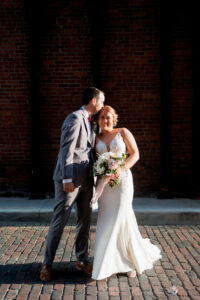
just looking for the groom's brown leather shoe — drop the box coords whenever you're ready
[40,264,52,281]
[76,261,92,276]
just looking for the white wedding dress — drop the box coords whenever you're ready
[92,131,162,280]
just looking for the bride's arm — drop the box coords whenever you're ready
[121,127,139,170]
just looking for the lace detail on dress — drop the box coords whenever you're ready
[95,131,126,155]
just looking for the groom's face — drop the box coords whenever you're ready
[94,92,105,113]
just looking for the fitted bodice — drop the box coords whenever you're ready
[95,131,126,155]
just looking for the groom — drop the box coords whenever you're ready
[40,87,105,281]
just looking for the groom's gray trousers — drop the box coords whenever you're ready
[43,181,93,266]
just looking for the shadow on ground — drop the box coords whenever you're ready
[0,261,95,284]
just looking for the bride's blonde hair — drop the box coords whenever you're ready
[99,105,118,127]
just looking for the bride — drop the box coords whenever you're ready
[92,105,162,280]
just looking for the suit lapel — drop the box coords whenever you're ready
[81,110,92,146]
[91,126,96,147]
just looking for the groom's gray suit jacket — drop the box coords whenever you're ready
[53,108,95,187]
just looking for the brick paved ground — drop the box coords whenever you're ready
[0,224,200,300]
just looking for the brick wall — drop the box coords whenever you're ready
[0,0,32,194]
[170,7,192,195]
[100,0,161,196]
[39,1,94,192]
[0,0,193,197]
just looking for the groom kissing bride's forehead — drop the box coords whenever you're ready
[40,86,161,283]
[40,87,105,282]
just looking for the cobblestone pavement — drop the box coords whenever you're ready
[0,224,200,300]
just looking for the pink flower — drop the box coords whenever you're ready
[108,159,119,170]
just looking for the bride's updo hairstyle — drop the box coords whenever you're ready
[99,105,118,127]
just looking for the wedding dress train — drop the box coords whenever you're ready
[92,131,162,280]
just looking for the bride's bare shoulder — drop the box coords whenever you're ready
[120,128,133,137]
[119,127,128,134]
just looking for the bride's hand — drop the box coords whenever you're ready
[105,173,115,185]
[114,167,122,179]
[107,168,121,185]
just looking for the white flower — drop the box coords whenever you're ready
[110,152,123,158]
[99,152,110,161]
[93,151,126,184]
[109,152,117,158]
[96,166,105,175]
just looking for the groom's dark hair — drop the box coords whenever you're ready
[82,87,104,105]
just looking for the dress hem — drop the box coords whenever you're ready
[92,253,162,280]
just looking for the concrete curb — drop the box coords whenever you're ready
[0,197,200,225]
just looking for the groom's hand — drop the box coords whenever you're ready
[63,182,75,193]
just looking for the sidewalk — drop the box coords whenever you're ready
[0,224,200,299]
[0,197,200,224]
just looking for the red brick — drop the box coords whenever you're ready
[177,286,188,296]
[39,295,51,300]
[131,287,143,297]
[108,286,119,296]
[0,0,193,196]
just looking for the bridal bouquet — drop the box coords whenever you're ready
[90,152,126,208]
